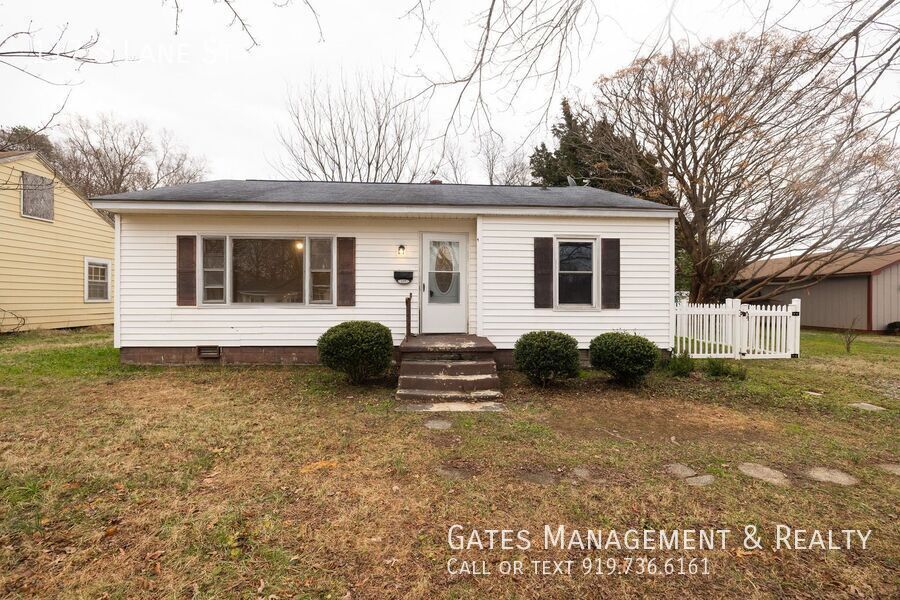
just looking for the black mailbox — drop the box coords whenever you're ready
[393,271,413,284]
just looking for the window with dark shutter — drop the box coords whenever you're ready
[557,240,594,305]
[601,238,620,309]
[336,237,356,306]
[176,236,197,306]
[534,237,553,308]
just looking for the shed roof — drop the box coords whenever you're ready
[740,243,900,279]
[92,179,673,211]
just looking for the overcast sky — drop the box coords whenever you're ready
[3,1,829,183]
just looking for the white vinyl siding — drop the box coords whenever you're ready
[479,215,674,349]
[117,214,476,347]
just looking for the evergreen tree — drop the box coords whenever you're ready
[530,99,668,201]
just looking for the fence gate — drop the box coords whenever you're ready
[673,298,801,359]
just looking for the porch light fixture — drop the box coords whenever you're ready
[397,244,406,257]
[295,240,304,251]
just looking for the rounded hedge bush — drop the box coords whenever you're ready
[317,321,393,384]
[513,331,580,386]
[589,332,659,385]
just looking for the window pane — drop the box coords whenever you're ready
[203,239,225,269]
[88,282,108,300]
[430,241,459,272]
[558,242,593,272]
[428,272,460,303]
[21,172,54,220]
[88,265,107,282]
[232,239,305,303]
[204,270,224,286]
[204,287,225,302]
[309,238,332,270]
[558,273,592,304]
[311,271,332,303]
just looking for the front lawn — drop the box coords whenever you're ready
[1,328,897,597]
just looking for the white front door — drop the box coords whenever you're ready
[421,233,467,333]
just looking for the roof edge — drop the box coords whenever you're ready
[90,199,679,218]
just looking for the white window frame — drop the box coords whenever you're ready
[553,236,598,310]
[307,236,336,305]
[200,236,227,304]
[84,257,111,303]
[197,234,336,307]
[20,171,55,223]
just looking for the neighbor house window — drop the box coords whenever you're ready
[21,172,54,221]
[84,257,110,302]
[556,239,594,306]
[202,237,226,303]
[231,238,306,303]
[308,237,333,303]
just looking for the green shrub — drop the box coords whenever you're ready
[589,332,659,385]
[317,321,393,384]
[703,358,747,380]
[886,321,900,335]
[666,350,694,377]
[513,331,580,386]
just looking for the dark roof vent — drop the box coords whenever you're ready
[429,179,442,184]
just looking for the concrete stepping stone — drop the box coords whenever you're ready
[684,474,715,487]
[876,463,900,476]
[571,467,593,480]
[848,402,886,412]
[397,401,504,413]
[424,418,452,430]
[520,471,557,485]
[804,467,858,486]
[663,463,697,479]
[738,462,791,487]
[436,465,474,480]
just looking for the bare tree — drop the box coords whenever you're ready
[478,133,532,185]
[842,317,862,353]
[436,138,469,184]
[498,149,531,185]
[478,133,504,185]
[0,22,118,85]
[56,115,206,198]
[589,31,900,302]
[405,0,601,135]
[163,0,324,48]
[276,75,437,182]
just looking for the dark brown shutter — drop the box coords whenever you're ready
[534,237,553,308]
[601,238,620,309]
[176,235,197,306]
[336,237,356,306]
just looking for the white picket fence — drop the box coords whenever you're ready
[674,298,801,359]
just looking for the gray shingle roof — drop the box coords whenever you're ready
[92,179,672,211]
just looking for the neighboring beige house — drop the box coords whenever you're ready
[0,151,114,332]
[741,244,900,332]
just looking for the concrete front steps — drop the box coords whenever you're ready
[396,335,502,402]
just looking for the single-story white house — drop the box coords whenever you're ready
[91,180,677,386]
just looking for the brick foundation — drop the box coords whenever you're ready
[493,348,591,369]
[120,346,320,365]
[119,346,404,365]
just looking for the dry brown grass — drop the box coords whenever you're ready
[1,328,898,598]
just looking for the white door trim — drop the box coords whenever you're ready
[420,232,468,334]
